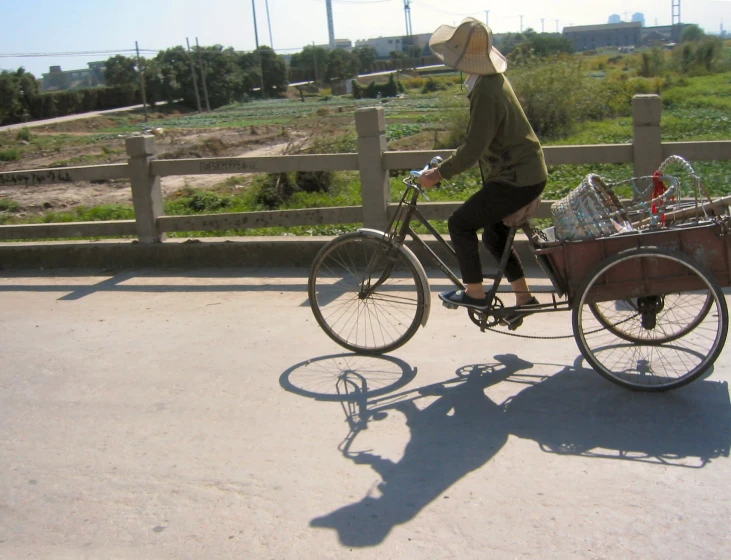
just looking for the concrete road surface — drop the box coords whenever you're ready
[1,268,729,559]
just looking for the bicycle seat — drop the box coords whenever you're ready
[503,196,541,227]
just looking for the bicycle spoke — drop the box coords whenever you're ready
[309,233,426,353]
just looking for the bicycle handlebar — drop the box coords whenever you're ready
[405,156,444,200]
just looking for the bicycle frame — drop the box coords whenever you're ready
[360,176,524,316]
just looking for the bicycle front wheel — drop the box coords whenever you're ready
[308,232,428,354]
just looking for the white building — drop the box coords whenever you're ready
[354,33,431,58]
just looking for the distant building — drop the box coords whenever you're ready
[608,14,621,24]
[315,39,353,51]
[355,36,403,57]
[564,21,691,51]
[42,62,105,92]
[563,22,642,50]
[632,13,646,26]
[354,32,431,58]
[640,24,689,45]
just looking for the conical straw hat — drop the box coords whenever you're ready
[429,17,507,75]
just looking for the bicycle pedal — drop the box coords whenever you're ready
[505,317,524,331]
[442,301,459,310]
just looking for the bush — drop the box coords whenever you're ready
[421,77,446,94]
[0,199,20,212]
[254,173,297,209]
[15,127,31,142]
[509,55,641,138]
[27,85,142,120]
[669,38,727,75]
[509,55,589,137]
[352,73,403,99]
[0,148,20,161]
[402,76,425,89]
[295,171,332,193]
[435,103,470,149]
[186,191,232,213]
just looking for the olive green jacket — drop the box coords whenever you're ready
[438,74,547,187]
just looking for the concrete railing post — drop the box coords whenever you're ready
[632,94,662,179]
[355,107,389,230]
[126,135,165,243]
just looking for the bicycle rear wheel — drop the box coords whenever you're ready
[588,290,713,344]
[573,247,728,391]
[308,232,427,354]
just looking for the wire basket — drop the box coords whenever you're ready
[549,156,710,241]
[551,174,634,241]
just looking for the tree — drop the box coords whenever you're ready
[523,34,574,57]
[0,68,40,124]
[197,45,248,107]
[256,46,288,95]
[290,45,330,83]
[140,58,163,106]
[152,46,192,105]
[494,32,528,55]
[104,55,138,88]
[694,38,722,72]
[326,49,358,82]
[389,50,408,71]
[352,46,377,74]
[670,36,723,74]
[0,71,21,124]
[681,24,706,43]
[16,68,39,114]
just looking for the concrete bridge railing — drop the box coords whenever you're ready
[0,94,729,244]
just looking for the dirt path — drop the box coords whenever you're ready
[0,119,303,214]
[158,139,296,195]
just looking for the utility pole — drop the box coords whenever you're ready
[252,0,266,97]
[265,0,274,49]
[325,0,335,50]
[519,15,524,33]
[555,20,559,33]
[540,18,545,33]
[186,37,202,113]
[195,37,211,112]
[135,41,149,122]
[404,0,412,36]
[484,10,489,27]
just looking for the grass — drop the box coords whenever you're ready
[0,148,20,161]
[661,73,731,112]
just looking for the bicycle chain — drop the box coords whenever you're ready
[475,312,640,340]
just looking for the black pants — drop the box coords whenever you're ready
[448,180,546,284]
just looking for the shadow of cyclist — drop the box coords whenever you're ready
[310,353,531,547]
[309,355,731,547]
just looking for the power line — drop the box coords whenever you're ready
[416,0,476,18]
[311,0,393,4]
[0,49,158,58]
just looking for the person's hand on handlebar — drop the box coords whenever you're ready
[419,168,442,190]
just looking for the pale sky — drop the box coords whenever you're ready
[1,0,729,77]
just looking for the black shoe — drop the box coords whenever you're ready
[439,289,488,311]
[501,296,540,330]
